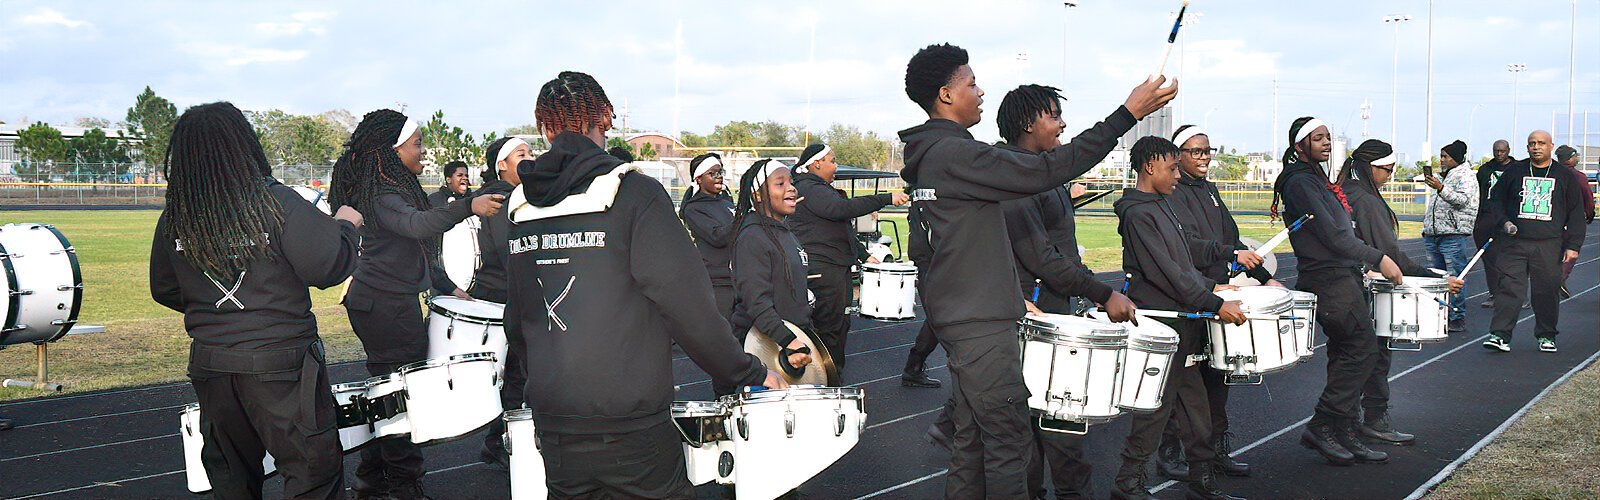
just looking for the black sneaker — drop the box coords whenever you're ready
[1482,335,1511,352]
[1539,338,1557,353]
[1480,297,1495,308]
[1447,318,1466,333]
[900,369,942,388]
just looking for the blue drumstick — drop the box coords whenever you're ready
[1230,214,1312,274]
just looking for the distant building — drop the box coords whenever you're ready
[0,123,143,176]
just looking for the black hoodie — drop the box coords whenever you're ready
[1273,161,1386,275]
[505,132,766,435]
[996,143,1114,310]
[151,181,360,352]
[789,172,892,268]
[729,214,810,348]
[1486,160,1587,251]
[680,190,738,285]
[1473,158,1517,246]
[353,187,475,294]
[898,107,1135,340]
[1114,188,1225,313]
[1341,178,1431,277]
[1171,173,1274,285]
[469,180,516,303]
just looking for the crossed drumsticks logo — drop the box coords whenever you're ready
[203,270,247,310]
[539,276,576,332]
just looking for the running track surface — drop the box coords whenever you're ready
[2,224,1596,500]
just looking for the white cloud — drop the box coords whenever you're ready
[256,11,335,36]
[19,7,90,29]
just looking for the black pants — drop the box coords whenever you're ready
[1483,241,1505,298]
[1361,335,1394,415]
[941,326,1034,499]
[537,421,694,499]
[1491,237,1564,339]
[905,322,940,372]
[190,349,344,500]
[1302,269,1378,425]
[711,283,736,323]
[1161,364,1231,453]
[807,262,853,370]
[484,322,528,454]
[1121,319,1216,466]
[344,285,429,491]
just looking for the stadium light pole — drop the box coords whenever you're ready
[1384,14,1412,142]
[1508,63,1527,138]
[1062,2,1076,87]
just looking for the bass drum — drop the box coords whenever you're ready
[0,223,83,346]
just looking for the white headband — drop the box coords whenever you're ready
[1172,127,1207,149]
[1294,118,1328,144]
[1370,152,1398,167]
[393,117,420,148]
[495,137,529,165]
[794,145,831,174]
[691,156,723,180]
[752,161,785,190]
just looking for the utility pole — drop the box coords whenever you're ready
[1508,64,1527,138]
[1424,0,1434,169]
[1468,103,1483,150]
[1569,0,1577,145]
[1062,2,1076,86]
[1384,14,1412,142]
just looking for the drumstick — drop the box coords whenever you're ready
[1458,239,1492,278]
[1230,214,1313,276]
[1153,0,1189,78]
[1136,309,1299,322]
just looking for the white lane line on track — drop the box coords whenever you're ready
[854,469,950,500]
[866,407,945,431]
[13,405,184,430]
[4,470,185,500]
[0,433,177,463]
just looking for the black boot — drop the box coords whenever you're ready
[1156,437,1190,480]
[901,363,942,388]
[926,422,951,450]
[1360,409,1416,446]
[1336,422,1390,463]
[1185,461,1245,500]
[1299,421,1355,466]
[1211,432,1251,476]
[1110,461,1156,500]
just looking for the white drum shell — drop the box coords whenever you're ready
[400,353,503,444]
[1370,278,1449,344]
[1208,288,1299,376]
[1114,318,1179,413]
[504,409,548,500]
[859,263,917,321]
[179,403,276,494]
[426,297,508,373]
[290,185,331,215]
[1289,291,1318,359]
[673,402,735,486]
[723,387,865,500]
[440,217,482,291]
[1020,314,1127,423]
[363,374,411,439]
[0,223,82,345]
[331,382,374,452]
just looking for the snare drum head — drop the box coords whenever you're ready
[430,296,505,320]
[1288,290,1317,302]
[1216,286,1294,314]
[1400,276,1451,292]
[862,262,916,273]
[1019,313,1127,344]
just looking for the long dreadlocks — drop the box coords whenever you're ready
[997,84,1064,144]
[328,109,429,229]
[163,102,283,279]
[535,71,613,136]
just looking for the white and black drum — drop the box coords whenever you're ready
[1208,287,1299,384]
[397,352,502,444]
[1288,290,1319,359]
[672,400,735,486]
[1019,314,1128,426]
[290,185,331,215]
[503,408,548,500]
[361,373,411,440]
[425,297,507,372]
[331,381,375,452]
[179,403,276,494]
[1114,316,1179,413]
[440,216,481,292]
[0,223,83,346]
[1368,276,1450,350]
[720,386,865,500]
[858,262,917,321]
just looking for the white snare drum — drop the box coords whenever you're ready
[440,216,481,291]
[1209,287,1299,383]
[332,381,375,452]
[859,262,917,321]
[290,185,331,215]
[398,352,503,444]
[672,400,735,486]
[1019,314,1127,424]
[1288,290,1319,359]
[503,409,548,500]
[362,373,411,440]
[1115,316,1179,413]
[0,223,83,346]
[426,297,507,372]
[179,403,276,494]
[1368,277,1450,350]
[720,386,865,500]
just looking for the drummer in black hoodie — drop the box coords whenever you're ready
[1270,117,1404,467]
[427,160,474,299]
[730,158,818,375]
[897,42,1175,499]
[150,102,362,500]
[328,109,504,500]
[789,143,910,370]
[505,71,782,499]
[473,136,531,468]
[1113,136,1247,500]
[1338,139,1464,448]
[680,152,739,320]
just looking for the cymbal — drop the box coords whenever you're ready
[744,321,841,386]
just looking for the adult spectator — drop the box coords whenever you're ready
[1422,140,1478,332]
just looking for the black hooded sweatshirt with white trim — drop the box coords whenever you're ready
[151,180,360,352]
[505,132,766,435]
[469,180,516,303]
[1273,161,1386,275]
[789,172,892,268]
[898,107,1135,340]
[729,214,810,348]
[995,143,1114,309]
[1171,173,1274,285]
[1114,188,1225,313]
[680,190,738,285]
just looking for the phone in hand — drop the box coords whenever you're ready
[1423,164,1434,179]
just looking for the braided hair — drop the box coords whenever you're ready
[535,71,614,136]
[1270,116,1349,219]
[997,84,1064,144]
[905,43,969,112]
[329,109,429,229]
[162,101,283,278]
[680,152,723,216]
[1281,116,1316,167]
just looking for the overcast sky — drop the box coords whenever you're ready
[2,1,1596,160]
